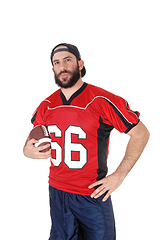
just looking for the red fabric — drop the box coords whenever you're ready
[32,83,140,195]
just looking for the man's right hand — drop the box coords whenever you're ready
[23,138,51,159]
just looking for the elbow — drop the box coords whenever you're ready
[143,128,150,144]
[128,121,150,144]
[136,124,150,146]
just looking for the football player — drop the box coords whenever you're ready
[23,43,150,240]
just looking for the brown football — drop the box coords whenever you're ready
[29,125,51,152]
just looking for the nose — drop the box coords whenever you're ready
[59,65,66,72]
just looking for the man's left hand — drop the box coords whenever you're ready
[88,172,124,202]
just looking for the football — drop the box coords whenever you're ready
[29,125,51,152]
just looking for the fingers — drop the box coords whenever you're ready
[35,148,51,159]
[88,175,118,202]
[90,185,111,202]
[88,173,123,202]
[102,192,111,202]
[38,143,51,152]
[27,138,38,145]
[88,180,103,189]
[24,138,51,159]
[88,179,109,202]
[34,144,51,159]
[90,184,108,199]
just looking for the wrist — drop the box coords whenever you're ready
[114,168,127,182]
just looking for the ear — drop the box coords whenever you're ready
[52,67,54,72]
[78,60,84,71]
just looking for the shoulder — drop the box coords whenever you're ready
[38,89,61,109]
[31,89,61,124]
[86,83,125,105]
[43,89,61,104]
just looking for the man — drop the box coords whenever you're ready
[23,43,150,240]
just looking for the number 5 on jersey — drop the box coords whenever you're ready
[48,125,87,169]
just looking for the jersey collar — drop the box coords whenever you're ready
[60,82,88,105]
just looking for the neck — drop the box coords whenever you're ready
[61,79,84,101]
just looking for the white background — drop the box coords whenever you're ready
[0,0,165,239]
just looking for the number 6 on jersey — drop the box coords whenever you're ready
[48,125,87,169]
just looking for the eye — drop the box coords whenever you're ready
[65,58,71,62]
[54,61,59,66]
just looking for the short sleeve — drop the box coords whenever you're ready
[100,95,140,133]
[31,101,48,126]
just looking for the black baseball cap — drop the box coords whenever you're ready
[50,43,86,78]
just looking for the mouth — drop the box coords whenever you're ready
[60,72,69,78]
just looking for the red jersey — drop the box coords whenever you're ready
[31,83,140,195]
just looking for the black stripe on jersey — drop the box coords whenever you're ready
[102,97,139,131]
[60,82,88,105]
[125,119,140,134]
[31,107,38,124]
[97,117,114,181]
[126,101,140,119]
[103,98,131,129]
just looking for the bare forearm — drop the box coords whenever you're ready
[116,122,150,180]
[89,121,150,201]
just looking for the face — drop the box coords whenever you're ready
[52,47,82,88]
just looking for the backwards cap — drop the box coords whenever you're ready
[50,43,86,78]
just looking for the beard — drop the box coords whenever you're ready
[54,63,81,89]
